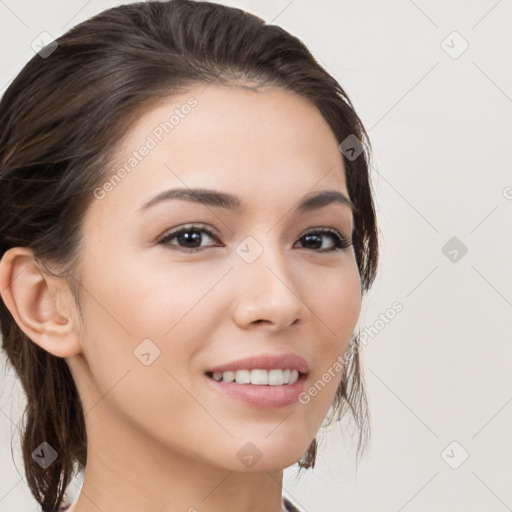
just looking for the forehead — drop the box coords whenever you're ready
[90,83,348,220]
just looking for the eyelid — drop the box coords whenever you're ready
[156,224,350,242]
[300,225,351,240]
[157,223,352,253]
[157,222,221,243]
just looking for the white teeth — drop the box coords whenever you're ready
[288,369,299,385]
[234,369,251,383]
[268,369,284,385]
[222,370,235,383]
[251,369,268,385]
[210,368,301,385]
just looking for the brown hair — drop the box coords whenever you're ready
[0,1,379,510]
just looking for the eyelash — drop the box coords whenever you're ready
[157,223,352,253]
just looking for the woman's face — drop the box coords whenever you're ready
[67,83,362,472]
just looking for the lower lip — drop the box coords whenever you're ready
[204,373,308,409]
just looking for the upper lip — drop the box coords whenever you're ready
[206,353,309,374]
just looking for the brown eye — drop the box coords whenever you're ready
[158,224,221,252]
[295,228,352,252]
[157,224,351,253]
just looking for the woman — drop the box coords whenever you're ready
[0,1,379,511]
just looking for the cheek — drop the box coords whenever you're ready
[301,261,361,397]
[82,248,225,339]
[73,258,216,444]
[306,259,362,340]
[322,276,361,333]
[75,256,230,404]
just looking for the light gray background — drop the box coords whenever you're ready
[1,1,511,511]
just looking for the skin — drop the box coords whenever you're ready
[0,83,362,512]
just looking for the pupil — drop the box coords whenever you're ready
[304,234,321,249]
[180,230,201,247]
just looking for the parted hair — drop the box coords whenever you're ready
[0,1,379,510]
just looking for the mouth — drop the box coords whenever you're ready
[204,369,309,409]
[203,352,310,408]
[205,368,307,386]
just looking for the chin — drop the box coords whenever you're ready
[224,438,312,473]
[225,455,303,473]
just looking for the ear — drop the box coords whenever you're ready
[0,247,81,358]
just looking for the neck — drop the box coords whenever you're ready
[69,411,285,512]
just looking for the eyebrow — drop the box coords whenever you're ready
[138,187,357,214]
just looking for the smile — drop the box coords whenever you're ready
[206,368,300,385]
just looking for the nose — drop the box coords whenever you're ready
[230,239,306,330]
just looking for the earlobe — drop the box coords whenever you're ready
[0,247,80,358]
